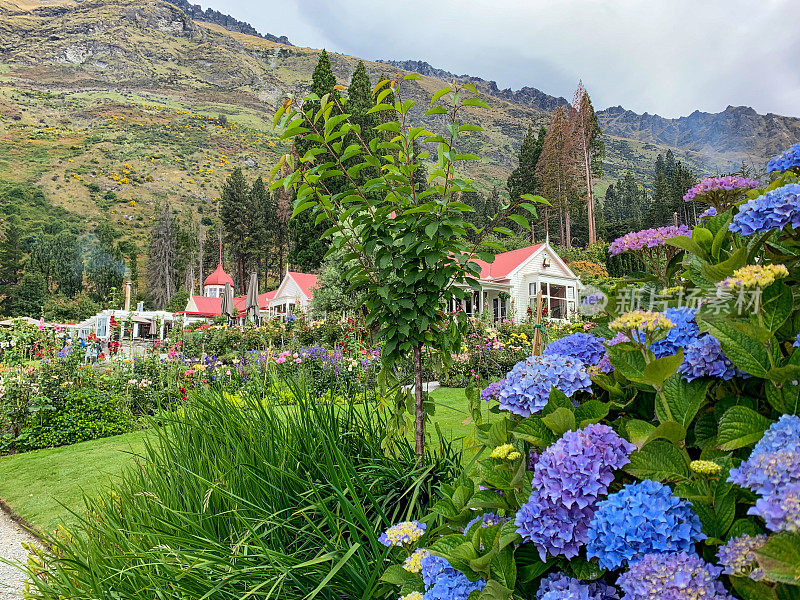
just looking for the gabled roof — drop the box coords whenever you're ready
[203,263,233,287]
[471,244,544,280]
[288,272,318,299]
[190,296,222,315]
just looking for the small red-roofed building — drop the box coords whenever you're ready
[269,271,318,320]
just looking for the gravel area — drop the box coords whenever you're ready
[0,508,38,600]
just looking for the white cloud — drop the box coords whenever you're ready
[207,0,800,118]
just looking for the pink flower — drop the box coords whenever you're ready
[294,358,302,364]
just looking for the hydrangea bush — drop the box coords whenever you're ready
[380,143,800,600]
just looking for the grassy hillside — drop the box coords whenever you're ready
[0,0,795,251]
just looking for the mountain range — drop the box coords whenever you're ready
[1,0,798,246]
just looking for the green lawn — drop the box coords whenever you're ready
[0,388,479,534]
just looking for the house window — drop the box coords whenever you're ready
[96,316,108,338]
[532,282,572,320]
[492,297,507,320]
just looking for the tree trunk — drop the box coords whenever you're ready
[565,209,572,249]
[583,138,596,245]
[413,344,424,461]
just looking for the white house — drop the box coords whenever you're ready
[456,241,581,321]
[269,271,318,319]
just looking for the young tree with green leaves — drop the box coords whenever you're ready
[272,76,543,458]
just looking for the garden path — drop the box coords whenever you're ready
[0,507,37,599]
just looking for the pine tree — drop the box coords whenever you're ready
[86,222,125,305]
[507,124,546,241]
[148,204,178,309]
[249,175,274,285]
[289,50,341,271]
[0,216,25,315]
[220,167,252,291]
[347,61,378,144]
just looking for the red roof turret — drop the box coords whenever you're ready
[203,263,233,288]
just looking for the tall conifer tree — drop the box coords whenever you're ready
[508,124,546,240]
[220,167,251,290]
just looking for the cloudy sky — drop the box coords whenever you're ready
[207,0,800,119]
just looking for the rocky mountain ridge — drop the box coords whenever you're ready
[165,0,290,45]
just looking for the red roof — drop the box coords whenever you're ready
[470,244,544,280]
[191,296,222,315]
[288,272,318,299]
[203,263,233,288]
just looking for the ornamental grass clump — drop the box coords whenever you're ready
[683,176,760,210]
[586,479,705,570]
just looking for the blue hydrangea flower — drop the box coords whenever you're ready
[418,554,486,600]
[651,307,699,358]
[515,488,596,560]
[536,572,619,600]
[794,332,800,348]
[617,553,733,600]
[698,206,717,221]
[586,480,706,570]
[594,352,614,374]
[717,534,768,581]
[497,355,592,417]
[378,520,426,547]
[729,415,800,497]
[678,334,742,381]
[729,183,800,236]
[543,333,607,367]
[531,424,635,509]
[767,143,800,173]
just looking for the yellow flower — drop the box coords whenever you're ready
[690,460,722,476]
[490,443,514,459]
[402,548,429,573]
[720,264,789,289]
[400,593,424,600]
[507,451,522,461]
[610,310,674,333]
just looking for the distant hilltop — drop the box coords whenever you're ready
[165,0,291,45]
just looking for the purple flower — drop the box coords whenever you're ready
[683,176,759,203]
[767,142,800,173]
[543,333,606,367]
[618,553,733,600]
[609,225,691,256]
[515,487,596,560]
[586,480,705,570]
[536,572,619,600]
[750,482,800,532]
[717,534,768,580]
[606,332,630,347]
[531,424,635,510]
[497,355,592,417]
[698,206,717,221]
[729,415,800,497]
[480,378,506,402]
[378,520,426,547]
[678,333,742,381]
[464,512,510,533]
[594,352,614,374]
[794,332,800,348]
[729,183,800,236]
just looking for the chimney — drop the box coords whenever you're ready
[124,280,132,310]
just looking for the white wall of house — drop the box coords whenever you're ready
[270,275,310,316]
[506,244,579,321]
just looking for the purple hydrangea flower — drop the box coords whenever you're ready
[683,176,759,203]
[531,424,635,509]
[480,379,506,402]
[717,534,768,580]
[586,480,706,570]
[729,183,800,236]
[419,553,486,600]
[528,449,540,471]
[678,333,742,381]
[497,355,592,418]
[515,488,596,560]
[608,225,691,256]
[751,482,800,532]
[543,333,607,367]
[618,553,733,600]
[767,143,800,173]
[536,572,620,600]
[698,206,718,222]
[794,332,800,348]
[729,415,800,497]
[594,352,614,374]
[606,332,630,347]
[651,307,699,358]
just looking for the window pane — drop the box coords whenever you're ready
[551,297,567,319]
[529,282,536,295]
[550,284,566,299]
[567,287,575,299]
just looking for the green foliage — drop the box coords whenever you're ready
[42,293,101,323]
[165,289,190,312]
[24,388,460,600]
